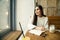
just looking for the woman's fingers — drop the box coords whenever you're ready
[35,27,45,31]
[40,27,45,31]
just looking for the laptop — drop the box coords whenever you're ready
[19,22,25,38]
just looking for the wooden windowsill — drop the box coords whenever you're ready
[2,31,22,40]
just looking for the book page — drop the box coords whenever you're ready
[29,29,45,36]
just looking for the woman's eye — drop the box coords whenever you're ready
[37,9,39,10]
[35,9,39,11]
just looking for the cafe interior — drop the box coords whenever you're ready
[0,0,60,40]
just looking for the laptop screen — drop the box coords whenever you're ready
[19,22,25,38]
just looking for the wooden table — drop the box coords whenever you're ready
[25,31,60,40]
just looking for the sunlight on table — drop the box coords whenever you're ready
[22,36,30,40]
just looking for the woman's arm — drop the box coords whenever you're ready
[27,16,37,30]
[44,17,48,30]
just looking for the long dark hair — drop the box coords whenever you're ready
[33,5,46,25]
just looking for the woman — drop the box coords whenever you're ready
[28,5,48,31]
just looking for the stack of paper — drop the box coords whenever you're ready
[29,29,45,36]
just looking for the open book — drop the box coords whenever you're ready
[29,29,45,36]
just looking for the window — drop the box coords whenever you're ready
[0,0,16,39]
[0,0,10,36]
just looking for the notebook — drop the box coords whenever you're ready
[29,29,45,36]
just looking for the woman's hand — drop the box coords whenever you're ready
[35,26,45,31]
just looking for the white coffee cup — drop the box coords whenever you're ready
[49,25,55,33]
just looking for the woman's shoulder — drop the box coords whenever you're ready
[43,16,48,20]
[45,16,48,19]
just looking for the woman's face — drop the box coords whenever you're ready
[35,7,41,16]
